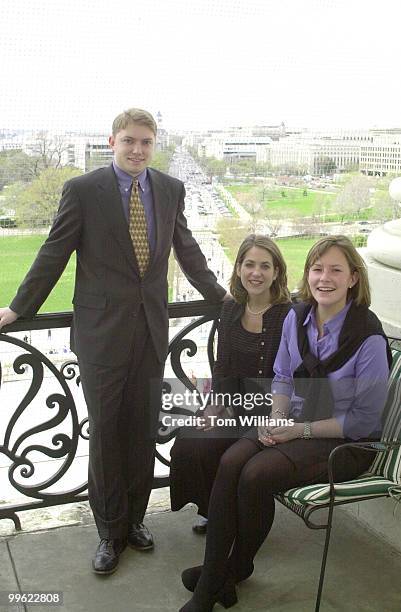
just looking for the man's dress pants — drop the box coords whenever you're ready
[79,306,164,539]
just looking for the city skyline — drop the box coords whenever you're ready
[1,0,400,133]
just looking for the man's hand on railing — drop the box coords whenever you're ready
[0,307,19,330]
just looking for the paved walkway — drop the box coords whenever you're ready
[1,496,401,612]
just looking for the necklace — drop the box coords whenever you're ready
[246,302,272,316]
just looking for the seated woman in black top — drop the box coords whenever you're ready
[169,234,291,531]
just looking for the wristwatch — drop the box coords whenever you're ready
[302,421,312,439]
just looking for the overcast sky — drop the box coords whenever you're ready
[1,0,400,133]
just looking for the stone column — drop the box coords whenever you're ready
[361,177,401,339]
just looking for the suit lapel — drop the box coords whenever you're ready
[96,165,139,274]
[148,168,170,264]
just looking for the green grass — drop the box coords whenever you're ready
[0,235,75,312]
[226,184,335,217]
[276,236,318,291]
[224,235,367,293]
[0,233,367,312]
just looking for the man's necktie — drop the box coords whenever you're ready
[129,180,150,276]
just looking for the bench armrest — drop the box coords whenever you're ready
[326,440,401,495]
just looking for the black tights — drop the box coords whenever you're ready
[199,437,373,589]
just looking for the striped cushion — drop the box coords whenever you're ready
[282,349,401,508]
[370,349,401,482]
[283,476,401,507]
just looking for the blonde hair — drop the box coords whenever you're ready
[230,234,290,305]
[297,235,371,306]
[112,108,157,136]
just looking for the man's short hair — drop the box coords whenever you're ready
[112,108,157,137]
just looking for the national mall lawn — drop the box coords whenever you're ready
[0,234,75,312]
[0,233,315,310]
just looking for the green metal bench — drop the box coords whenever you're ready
[274,347,401,612]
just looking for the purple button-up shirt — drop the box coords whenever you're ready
[271,302,390,439]
[112,162,156,253]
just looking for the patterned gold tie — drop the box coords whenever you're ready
[129,180,150,276]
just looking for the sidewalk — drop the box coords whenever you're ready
[1,492,401,612]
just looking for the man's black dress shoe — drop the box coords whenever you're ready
[92,538,126,575]
[127,522,154,550]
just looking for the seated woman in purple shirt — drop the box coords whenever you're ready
[179,235,392,612]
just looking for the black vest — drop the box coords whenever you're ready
[293,301,392,422]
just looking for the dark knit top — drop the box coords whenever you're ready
[212,299,292,396]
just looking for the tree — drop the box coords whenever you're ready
[5,166,82,228]
[152,145,176,173]
[314,156,336,176]
[27,131,72,176]
[229,159,256,177]
[0,150,34,190]
[0,181,26,219]
[255,183,270,207]
[334,187,354,223]
[373,188,399,222]
[313,193,333,224]
[216,217,248,261]
[335,175,371,220]
[206,158,227,179]
[273,162,308,176]
[255,162,272,177]
[246,201,264,234]
[261,208,286,237]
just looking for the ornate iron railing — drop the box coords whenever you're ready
[0,301,221,530]
[1,305,399,531]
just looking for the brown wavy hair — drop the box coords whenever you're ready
[297,235,371,306]
[230,234,290,305]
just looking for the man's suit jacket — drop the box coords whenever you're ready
[10,165,225,366]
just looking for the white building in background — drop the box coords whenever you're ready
[0,136,23,151]
[3,125,401,177]
[266,137,313,170]
[194,126,380,172]
[360,133,401,175]
[198,134,273,161]
[267,129,372,173]
[266,128,401,176]
[71,136,112,172]
[181,132,208,148]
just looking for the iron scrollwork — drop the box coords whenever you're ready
[0,335,88,528]
[156,314,218,449]
[0,303,222,528]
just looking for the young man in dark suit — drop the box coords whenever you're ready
[0,108,226,574]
